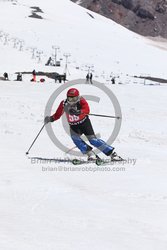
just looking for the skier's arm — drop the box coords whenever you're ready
[80,98,90,115]
[51,101,64,121]
[44,101,64,124]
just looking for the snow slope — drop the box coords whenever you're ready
[0,0,167,249]
[1,80,167,250]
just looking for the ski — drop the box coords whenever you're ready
[71,156,124,165]
[72,158,97,165]
[95,156,125,166]
[28,156,73,163]
[28,155,124,166]
[28,156,101,165]
[28,156,98,164]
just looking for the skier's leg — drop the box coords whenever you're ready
[81,117,115,156]
[88,137,114,156]
[71,134,92,154]
[70,126,92,154]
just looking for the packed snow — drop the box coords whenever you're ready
[0,0,167,249]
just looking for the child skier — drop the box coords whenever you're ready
[44,88,119,161]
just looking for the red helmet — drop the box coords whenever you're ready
[67,88,79,97]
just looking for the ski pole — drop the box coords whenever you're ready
[26,124,45,155]
[88,113,121,119]
[65,145,77,154]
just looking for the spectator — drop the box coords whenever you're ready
[89,73,93,84]
[32,69,36,82]
[111,77,115,84]
[86,73,93,84]
[16,73,22,81]
[55,73,59,83]
[58,75,62,83]
[63,73,66,83]
[3,72,9,80]
[86,73,89,83]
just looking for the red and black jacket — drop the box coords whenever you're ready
[51,97,90,125]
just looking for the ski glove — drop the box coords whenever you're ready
[44,116,54,124]
[69,108,81,116]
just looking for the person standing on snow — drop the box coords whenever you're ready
[44,88,119,161]
[86,73,93,84]
[89,73,93,84]
[32,69,36,82]
[3,72,9,80]
[86,73,89,83]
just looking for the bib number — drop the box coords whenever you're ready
[69,115,79,122]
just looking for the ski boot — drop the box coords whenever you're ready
[87,150,97,162]
[110,151,123,161]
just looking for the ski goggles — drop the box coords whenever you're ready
[67,96,79,103]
